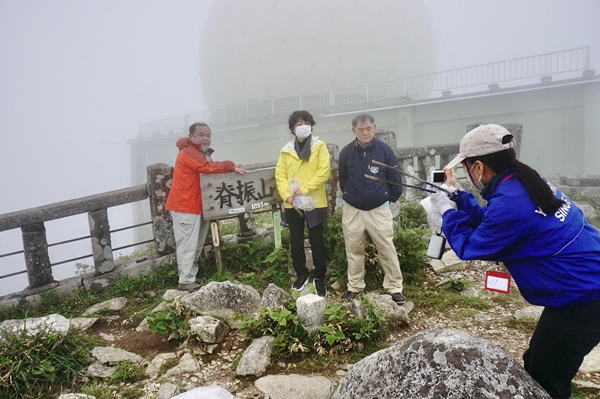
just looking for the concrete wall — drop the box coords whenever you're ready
[130,80,600,186]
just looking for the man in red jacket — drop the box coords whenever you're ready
[165,123,246,292]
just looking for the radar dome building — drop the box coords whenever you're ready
[199,0,437,109]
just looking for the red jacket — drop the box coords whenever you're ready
[165,138,235,214]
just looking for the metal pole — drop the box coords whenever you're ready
[585,46,591,70]
[211,222,222,271]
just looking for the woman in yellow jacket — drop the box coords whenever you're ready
[275,110,331,297]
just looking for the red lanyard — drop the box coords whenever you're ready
[500,172,515,185]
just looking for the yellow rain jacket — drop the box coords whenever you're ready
[275,136,331,209]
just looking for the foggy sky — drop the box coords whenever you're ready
[1,0,599,213]
[0,0,599,294]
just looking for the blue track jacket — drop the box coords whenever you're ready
[442,170,600,307]
[339,137,403,211]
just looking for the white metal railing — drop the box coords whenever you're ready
[139,47,592,136]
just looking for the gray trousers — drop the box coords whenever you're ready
[170,211,209,284]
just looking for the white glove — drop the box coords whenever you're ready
[420,196,443,227]
[429,190,457,215]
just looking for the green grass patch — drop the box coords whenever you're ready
[404,283,491,313]
[110,361,146,384]
[0,328,96,399]
[503,317,538,334]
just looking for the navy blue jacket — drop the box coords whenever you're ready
[339,137,403,211]
[442,170,600,307]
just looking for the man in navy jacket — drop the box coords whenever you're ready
[339,114,405,304]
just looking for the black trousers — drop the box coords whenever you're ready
[284,208,327,280]
[523,297,600,399]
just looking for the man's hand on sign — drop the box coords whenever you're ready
[234,166,247,175]
[286,196,294,204]
[292,187,302,197]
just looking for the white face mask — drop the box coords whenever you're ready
[469,163,485,191]
[294,124,312,140]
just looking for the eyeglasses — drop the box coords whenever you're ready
[356,126,374,134]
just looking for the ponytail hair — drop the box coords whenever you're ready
[466,147,564,215]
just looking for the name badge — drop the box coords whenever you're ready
[484,270,511,294]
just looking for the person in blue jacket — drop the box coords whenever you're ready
[430,123,600,399]
[339,114,405,305]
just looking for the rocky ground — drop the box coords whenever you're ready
[74,259,600,398]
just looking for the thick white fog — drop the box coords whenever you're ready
[1,0,599,296]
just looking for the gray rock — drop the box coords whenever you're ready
[441,250,464,269]
[171,385,233,398]
[189,316,230,343]
[0,313,70,339]
[236,336,275,376]
[429,250,467,274]
[145,352,178,377]
[99,333,115,341]
[0,298,19,311]
[181,281,261,328]
[332,329,550,399]
[164,353,199,377]
[156,382,181,399]
[428,258,446,275]
[365,293,411,326]
[261,283,293,308]
[514,305,544,320]
[150,301,170,313]
[82,297,127,316]
[342,299,368,319]
[580,345,600,374]
[87,361,115,379]
[69,317,98,332]
[136,317,150,332]
[56,394,97,399]
[573,379,600,390]
[460,287,479,298]
[90,346,145,365]
[296,294,325,331]
[163,289,185,301]
[255,374,334,399]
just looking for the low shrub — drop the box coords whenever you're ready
[239,296,387,358]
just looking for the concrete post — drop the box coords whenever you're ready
[418,155,436,181]
[583,83,600,174]
[21,222,53,288]
[325,143,340,215]
[147,163,176,255]
[375,129,397,149]
[88,208,114,274]
[237,212,256,239]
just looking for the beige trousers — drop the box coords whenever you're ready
[170,211,209,284]
[342,202,403,294]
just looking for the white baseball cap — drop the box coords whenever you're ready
[446,124,515,169]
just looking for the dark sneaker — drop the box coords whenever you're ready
[178,282,201,292]
[341,291,359,301]
[391,292,406,305]
[292,275,308,291]
[314,278,327,297]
